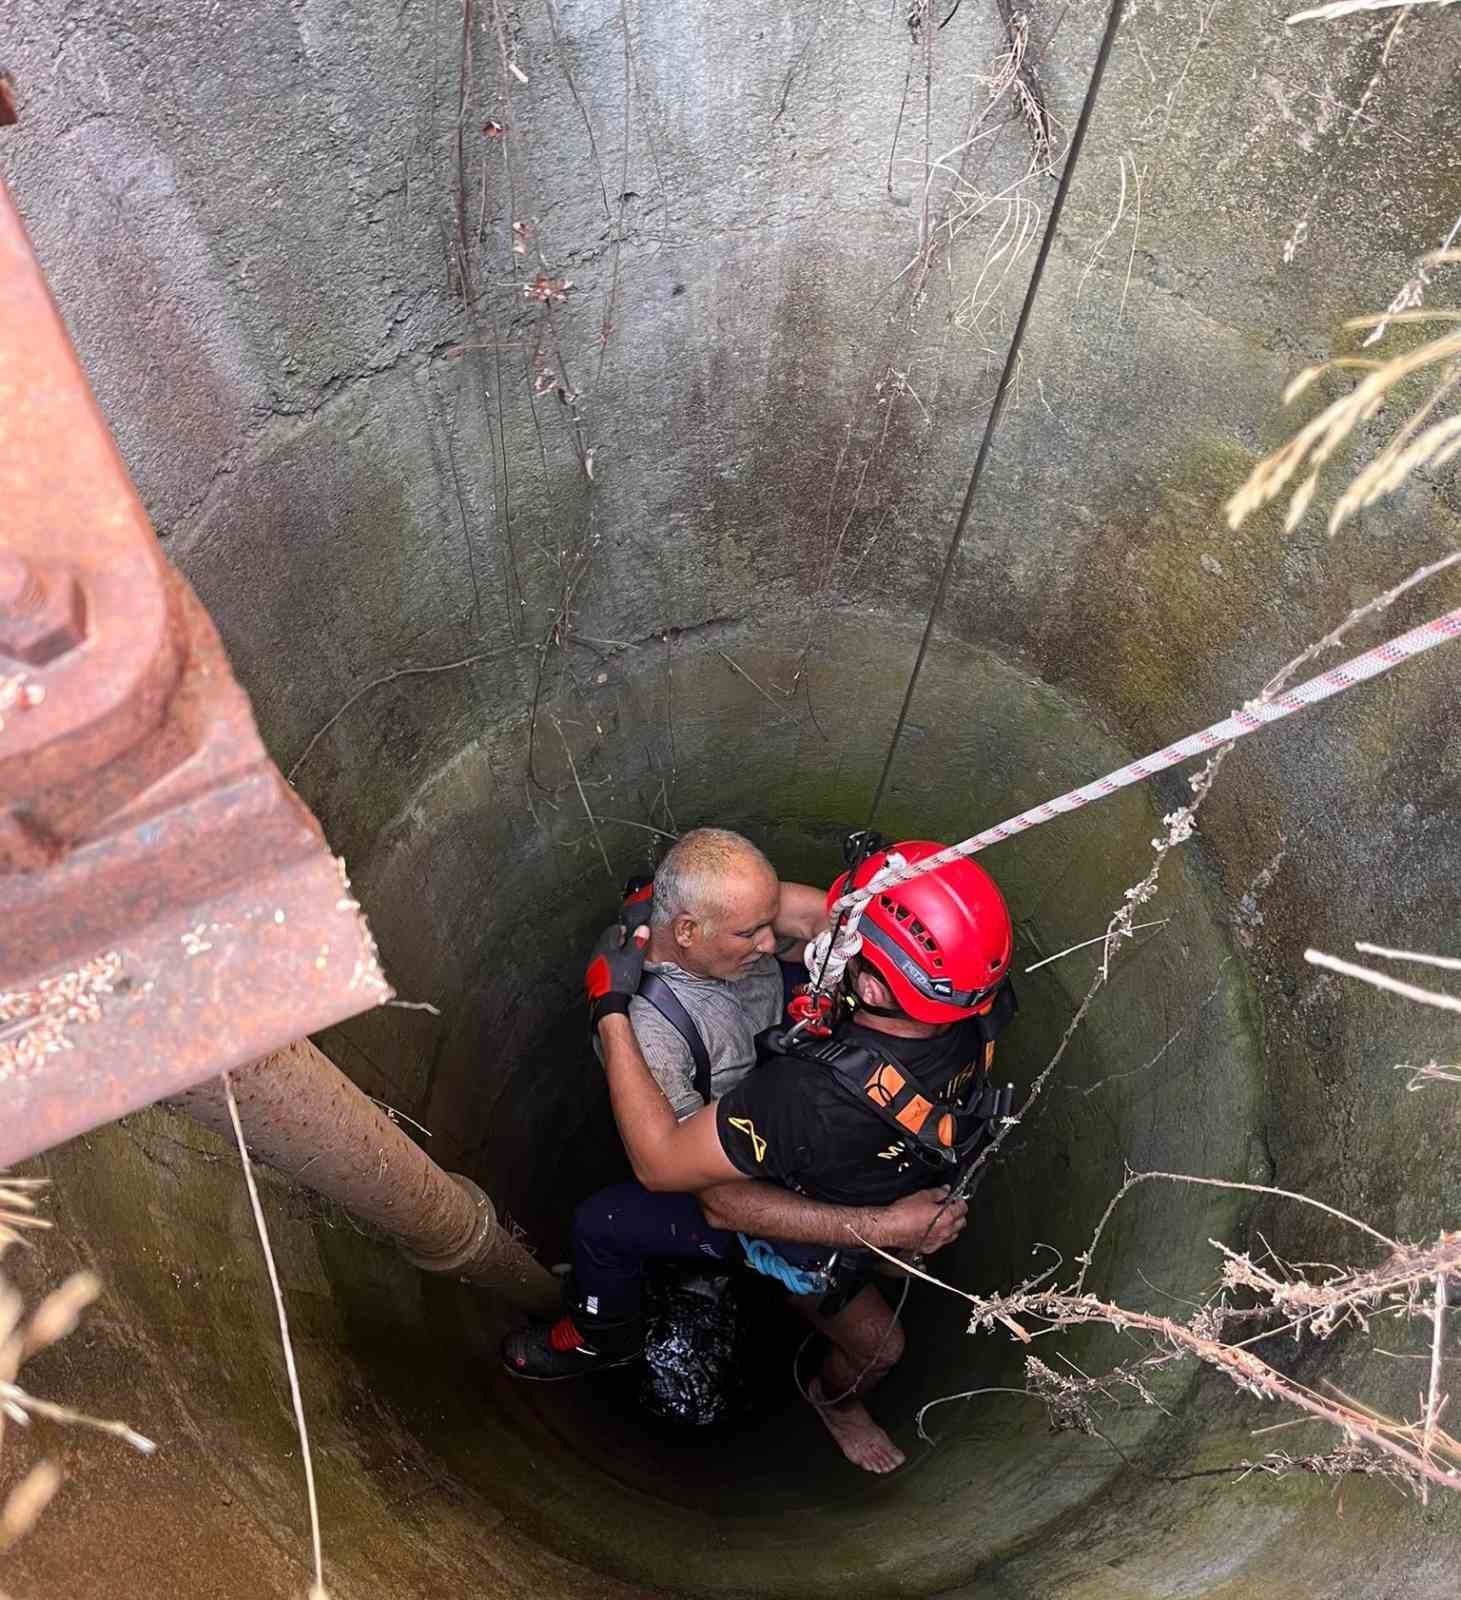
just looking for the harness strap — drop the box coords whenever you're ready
[765,1028,1001,1168]
[637,971,714,1106]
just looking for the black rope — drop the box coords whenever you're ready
[864,0,1130,830]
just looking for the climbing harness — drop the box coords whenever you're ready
[760,1020,1012,1171]
[801,600,1461,1014]
[636,969,714,1106]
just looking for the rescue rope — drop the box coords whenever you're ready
[737,1235,833,1296]
[805,602,1461,997]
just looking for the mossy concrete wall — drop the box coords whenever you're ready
[4,0,1461,1595]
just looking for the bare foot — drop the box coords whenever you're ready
[806,1376,906,1474]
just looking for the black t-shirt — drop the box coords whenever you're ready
[715,981,1018,1208]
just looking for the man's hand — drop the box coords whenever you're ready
[621,873,655,937]
[586,921,651,1031]
[871,1187,967,1255]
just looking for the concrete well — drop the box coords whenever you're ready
[4,0,1460,1595]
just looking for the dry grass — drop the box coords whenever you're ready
[0,1177,154,1585]
[950,192,1042,349]
[1305,946,1461,1015]
[0,1182,48,1256]
[1288,0,1456,21]
[1226,254,1461,536]
[1396,1061,1461,1089]
[907,883,1461,1494]
[889,6,1059,320]
[918,916,1461,1497]
[1235,1441,1418,1490]
[1309,943,1461,1084]
[871,1202,1461,1498]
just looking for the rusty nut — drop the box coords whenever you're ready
[0,553,88,665]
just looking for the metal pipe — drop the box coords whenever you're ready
[168,1038,558,1314]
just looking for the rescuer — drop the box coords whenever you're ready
[504,829,1015,1473]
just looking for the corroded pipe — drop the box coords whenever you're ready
[169,1038,557,1314]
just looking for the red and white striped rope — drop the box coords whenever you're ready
[830,603,1461,921]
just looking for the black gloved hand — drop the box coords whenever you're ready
[585,920,651,1030]
[622,873,655,937]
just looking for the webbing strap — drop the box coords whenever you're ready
[637,971,714,1106]
[784,1032,963,1166]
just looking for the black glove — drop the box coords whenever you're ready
[585,920,650,1030]
[622,873,654,937]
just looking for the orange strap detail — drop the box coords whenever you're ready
[895,1094,935,1136]
[866,1063,906,1108]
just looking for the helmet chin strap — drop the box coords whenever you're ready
[851,997,905,1020]
[844,955,910,1021]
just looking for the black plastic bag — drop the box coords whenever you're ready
[639,1267,741,1427]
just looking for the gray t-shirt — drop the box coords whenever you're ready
[627,956,784,1121]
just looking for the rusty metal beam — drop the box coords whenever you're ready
[0,178,391,1164]
[0,183,554,1321]
[169,1040,558,1314]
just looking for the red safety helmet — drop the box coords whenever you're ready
[827,841,1012,1023]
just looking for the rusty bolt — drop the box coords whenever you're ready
[0,552,88,664]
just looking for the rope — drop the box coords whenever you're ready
[863,0,1131,829]
[804,603,1461,997]
[791,1274,913,1411]
[738,1235,834,1296]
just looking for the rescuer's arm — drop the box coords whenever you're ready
[587,922,743,1190]
[597,1012,743,1191]
[622,1002,705,1122]
[598,1002,965,1244]
[697,1180,966,1253]
[595,1018,966,1256]
[585,919,962,1255]
[773,880,830,945]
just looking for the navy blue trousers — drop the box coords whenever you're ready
[572,1182,739,1321]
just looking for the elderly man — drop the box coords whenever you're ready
[506,829,1015,1474]
[617,826,819,1115]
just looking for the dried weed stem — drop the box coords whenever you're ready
[866,1230,1461,1494]
[1226,256,1461,535]
[0,1181,152,1568]
[1305,947,1461,1014]
[1288,0,1455,21]
[221,1076,328,1599]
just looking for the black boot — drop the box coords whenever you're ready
[501,1306,644,1381]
